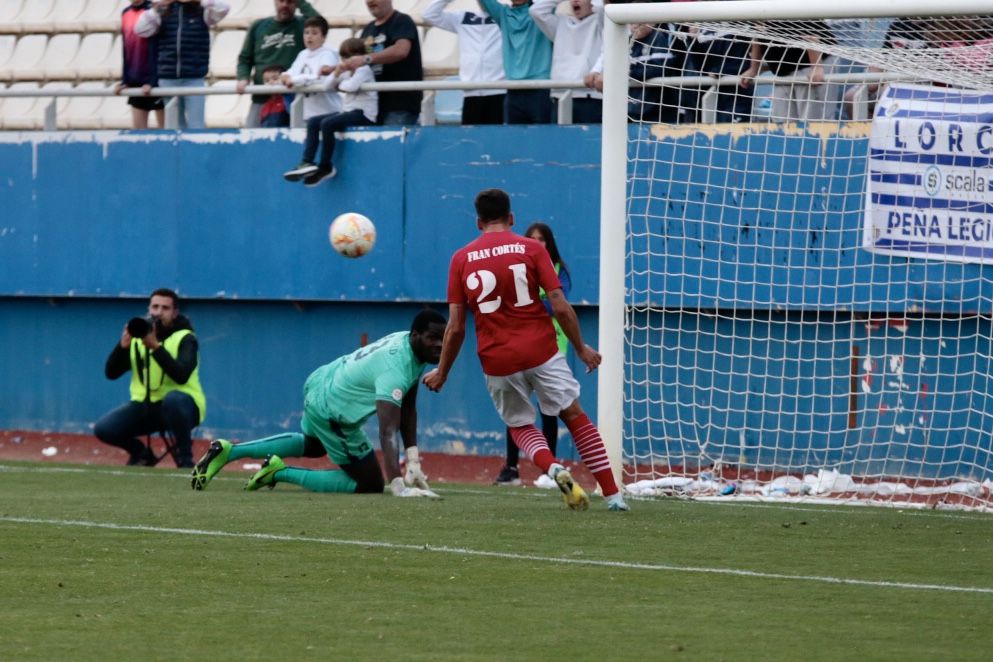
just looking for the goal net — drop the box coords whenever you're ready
[597,1,993,511]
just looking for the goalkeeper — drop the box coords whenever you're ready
[190,310,446,497]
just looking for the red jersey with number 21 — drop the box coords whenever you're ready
[447,230,562,376]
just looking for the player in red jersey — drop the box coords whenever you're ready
[423,188,629,511]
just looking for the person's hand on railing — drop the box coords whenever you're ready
[113,82,126,95]
[584,72,603,93]
[739,62,760,89]
[235,79,249,94]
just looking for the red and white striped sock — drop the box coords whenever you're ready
[509,425,554,473]
[566,413,619,496]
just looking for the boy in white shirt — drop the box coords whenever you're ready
[298,37,379,187]
[282,16,343,182]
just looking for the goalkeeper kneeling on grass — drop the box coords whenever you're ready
[191,310,447,498]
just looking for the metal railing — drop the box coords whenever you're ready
[0,70,923,130]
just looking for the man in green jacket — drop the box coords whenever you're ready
[94,288,207,468]
[236,0,322,126]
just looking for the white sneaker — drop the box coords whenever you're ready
[606,492,630,511]
[533,473,557,489]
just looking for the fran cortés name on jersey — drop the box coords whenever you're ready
[466,243,526,262]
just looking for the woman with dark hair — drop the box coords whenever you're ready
[494,222,573,487]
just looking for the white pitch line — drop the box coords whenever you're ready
[2,515,992,596]
[0,463,550,497]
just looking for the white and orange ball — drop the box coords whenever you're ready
[329,212,376,258]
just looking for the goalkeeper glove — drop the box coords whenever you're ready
[403,446,430,489]
[389,476,441,499]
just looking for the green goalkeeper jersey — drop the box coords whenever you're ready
[304,331,426,426]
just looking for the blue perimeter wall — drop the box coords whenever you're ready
[0,126,603,457]
[0,125,990,475]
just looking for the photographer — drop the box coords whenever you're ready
[93,288,206,467]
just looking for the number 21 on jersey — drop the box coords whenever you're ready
[466,265,534,314]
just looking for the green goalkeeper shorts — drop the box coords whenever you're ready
[301,404,374,467]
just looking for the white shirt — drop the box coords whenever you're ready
[422,0,505,97]
[286,45,343,119]
[326,65,378,123]
[529,0,604,100]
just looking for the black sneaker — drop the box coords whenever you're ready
[126,448,155,466]
[303,165,337,187]
[493,465,521,486]
[283,162,318,182]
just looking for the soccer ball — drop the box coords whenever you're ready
[329,212,376,258]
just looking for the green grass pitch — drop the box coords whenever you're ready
[2,461,992,661]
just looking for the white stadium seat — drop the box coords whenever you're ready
[225,0,250,17]
[100,90,134,129]
[51,0,87,24]
[0,81,41,128]
[0,0,24,25]
[326,27,354,52]
[61,81,110,129]
[243,0,278,20]
[39,33,80,80]
[75,32,117,80]
[0,35,16,68]
[209,29,244,79]
[205,80,249,128]
[79,0,124,32]
[13,0,55,32]
[421,25,458,71]
[0,34,47,81]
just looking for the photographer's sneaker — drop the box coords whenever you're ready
[303,166,337,187]
[552,467,589,511]
[245,455,286,491]
[191,439,232,490]
[493,465,521,486]
[283,162,318,182]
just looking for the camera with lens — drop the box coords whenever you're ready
[127,316,159,338]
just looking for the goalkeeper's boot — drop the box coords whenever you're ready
[245,455,286,491]
[553,467,589,511]
[191,439,232,491]
[605,492,630,512]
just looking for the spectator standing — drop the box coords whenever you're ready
[237,0,322,128]
[116,0,165,129]
[191,311,447,497]
[530,0,604,124]
[136,0,230,130]
[258,64,292,127]
[340,0,423,126]
[424,189,629,512]
[478,0,553,124]
[94,288,206,468]
[740,20,840,122]
[685,25,754,123]
[422,0,506,125]
[494,222,572,487]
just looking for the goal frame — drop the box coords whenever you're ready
[597,0,993,484]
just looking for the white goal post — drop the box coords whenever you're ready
[598,0,993,510]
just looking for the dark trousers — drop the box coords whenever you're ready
[505,414,559,467]
[462,94,505,125]
[302,110,373,168]
[571,97,603,124]
[94,391,200,465]
[505,89,553,125]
